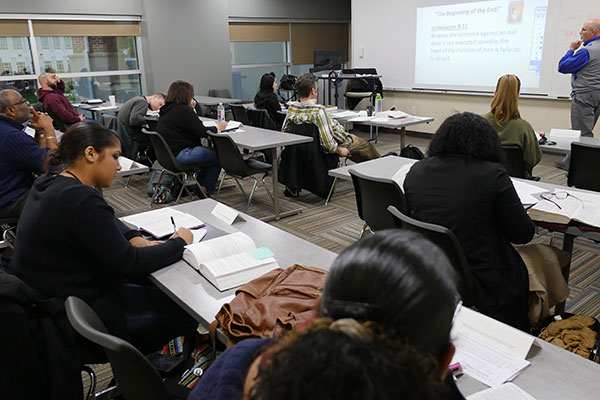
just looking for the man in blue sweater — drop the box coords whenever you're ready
[555,18,600,170]
[0,89,56,218]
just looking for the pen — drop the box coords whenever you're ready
[171,216,177,232]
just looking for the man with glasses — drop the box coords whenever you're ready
[0,89,56,219]
[37,73,86,127]
[556,18,600,170]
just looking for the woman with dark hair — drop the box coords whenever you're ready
[483,74,541,177]
[10,122,196,355]
[254,73,281,121]
[189,230,463,400]
[404,112,566,331]
[157,80,227,195]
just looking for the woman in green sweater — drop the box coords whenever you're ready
[483,74,541,178]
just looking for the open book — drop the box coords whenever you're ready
[183,231,279,291]
[120,208,205,238]
[528,189,600,227]
[387,110,410,119]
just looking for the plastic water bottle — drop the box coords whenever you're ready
[217,102,225,122]
[375,93,383,113]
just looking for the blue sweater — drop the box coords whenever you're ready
[189,338,274,400]
[0,116,48,207]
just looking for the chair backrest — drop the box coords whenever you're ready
[102,114,136,159]
[568,142,600,191]
[208,89,232,99]
[208,132,252,178]
[500,145,526,179]
[33,102,68,132]
[230,104,250,125]
[142,128,188,173]
[349,169,406,232]
[386,206,474,307]
[65,296,172,400]
[247,108,277,131]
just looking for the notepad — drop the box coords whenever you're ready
[121,208,205,238]
[204,120,242,130]
[183,232,279,291]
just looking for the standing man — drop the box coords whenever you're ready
[555,18,600,170]
[117,93,165,147]
[37,73,86,127]
[0,89,56,218]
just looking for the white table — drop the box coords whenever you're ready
[73,102,122,120]
[194,96,242,107]
[148,199,337,335]
[540,134,600,155]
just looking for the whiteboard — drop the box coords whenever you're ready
[352,0,600,98]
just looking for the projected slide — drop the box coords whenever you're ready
[415,0,548,89]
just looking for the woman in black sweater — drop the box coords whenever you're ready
[10,122,196,356]
[157,80,226,194]
[254,73,282,122]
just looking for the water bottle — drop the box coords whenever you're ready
[217,102,225,122]
[375,93,383,113]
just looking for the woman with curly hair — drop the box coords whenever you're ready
[404,112,567,331]
[483,74,541,177]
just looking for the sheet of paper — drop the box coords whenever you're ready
[390,161,416,189]
[467,383,536,400]
[549,128,580,139]
[212,202,239,225]
[118,156,134,170]
[192,228,208,243]
[451,308,533,387]
[204,120,242,130]
[331,110,360,118]
[510,179,545,206]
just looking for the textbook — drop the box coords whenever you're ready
[183,231,279,291]
[121,208,205,238]
[528,189,600,228]
[387,110,410,119]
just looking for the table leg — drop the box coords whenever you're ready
[261,146,304,222]
[400,126,406,149]
[555,233,575,314]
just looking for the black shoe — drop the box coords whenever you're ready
[284,187,299,197]
[554,160,568,171]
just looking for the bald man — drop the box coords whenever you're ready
[0,89,56,218]
[37,73,85,126]
[556,19,600,170]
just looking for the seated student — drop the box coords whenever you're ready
[483,74,541,178]
[37,73,87,126]
[0,89,57,218]
[404,112,568,331]
[156,80,227,195]
[283,73,380,164]
[117,92,165,147]
[10,122,196,355]
[254,73,282,122]
[189,230,463,400]
[247,318,444,400]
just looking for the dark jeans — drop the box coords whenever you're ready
[175,146,221,193]
[0,190,29,220]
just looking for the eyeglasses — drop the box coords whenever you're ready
[7,97,29,108]
[540,191,584,210]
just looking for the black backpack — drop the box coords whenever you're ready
[280,74,297,90]
[400,145,425,160]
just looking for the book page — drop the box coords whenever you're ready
[390,162,416,190]
[205,254,278,291]
[529,195,580,224]
[567,189,600,228]
[510,179,545,207]
[467,383,536,400]
[183,231,255,268]
[121,208,205,238]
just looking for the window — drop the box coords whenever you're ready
[0,38,7,50]
[64,37,72,49]
[52,37,61,49]
[44,61,53,72]
[16,62,26,74]
[12,37,22,50]
[40,37,50,50]
[56,60,64,72]
[62,74,141,103]
[2,63,11,74]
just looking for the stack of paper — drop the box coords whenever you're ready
[331,110,360,119]
[451,308,533,388]
[467,383,536,400]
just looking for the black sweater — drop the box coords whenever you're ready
[254,90,281,121]
[404,155,534,330]
[156,102,217,155]
[10,174,186,335]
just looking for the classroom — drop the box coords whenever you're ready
[1,0,600,399]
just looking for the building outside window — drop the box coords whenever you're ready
[52,36,61,49]
[2,63,11,74]
[0,37,8,50]
[12,37,22,50]
[40,37,50,50]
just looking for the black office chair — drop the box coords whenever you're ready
[33,102,68,132]
[230,104,250,125]
[65,296,188,400]
[142,129,211,205]
[500,145,526,179]
[349,169,406,238]
[208,132,273,210]
[568,142,600,192]
[387,205,475,307]
[208,89,232,99]
[247,108,278,131]
[145,116,159,131]
[0,217,18,251]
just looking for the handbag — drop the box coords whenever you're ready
[210,264,327,346]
